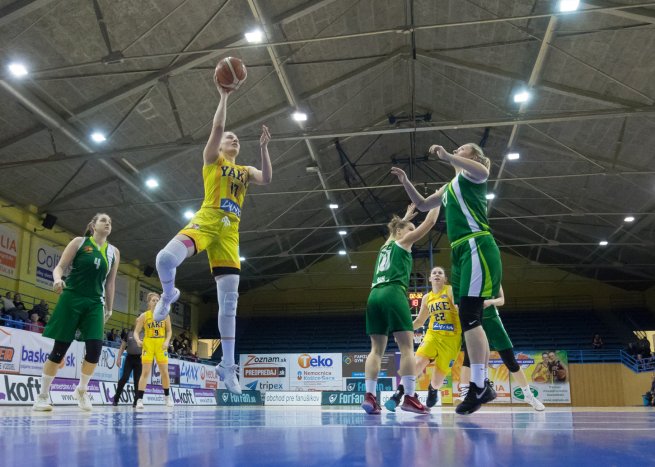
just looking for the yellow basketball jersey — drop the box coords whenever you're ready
[200,157,250,220]
[143,310,166,339]
[425,285,460,337]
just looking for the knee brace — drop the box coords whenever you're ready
[84,339,103,364]
[462,344,470,368]
[459,296,485,332]
[216,274,240,318]
[48,341,71,364]
[498,348,520,373]
[156,239,188,270]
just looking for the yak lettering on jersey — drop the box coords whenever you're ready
[429,301,451,312]
[220,166,248,184]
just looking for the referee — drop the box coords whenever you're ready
[112,324,143,406]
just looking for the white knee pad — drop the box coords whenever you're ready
[216,274,240,318]
[156,239,188,270]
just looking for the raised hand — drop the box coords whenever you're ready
[429,145,450,161]
[260,125,271,147]
[403,203,418,222]
[390,167,408,184]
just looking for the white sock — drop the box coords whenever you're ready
[78,372,92,391]
[156,239,188,297]
[365,379,377,394]
[216,275,239,366]
[401,375,416,396]
[40,374,54,396]
[471,364,485,387]
[221,339,235,366]
[522,386,532,398]
[483,366,489,381]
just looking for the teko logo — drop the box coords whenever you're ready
[297,354,333,368]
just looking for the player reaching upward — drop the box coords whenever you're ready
[393,142,502,415]
[151,77,272,395]
[362,203,440,415]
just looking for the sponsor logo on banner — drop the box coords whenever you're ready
[0,224,19,278]
[180,361,202,388]
[172,387,196,405]
[342,352,396,378]
[264,391,322,406]
[34,242,62,289]
[201,365,218,389]
[290,353,342,391]
[240,353,290,392]
[321,391,365,406]
[510,350,571,403]
[49,378,103,405]
[0,374,42,404]
[193,388,218,405]
[93,346,119,381]
[216,389,262,406]
[0,327,21,374]
[344,378,393,392]
[19,332,80,379]
[150,361,181,386]
[101,382,136,405]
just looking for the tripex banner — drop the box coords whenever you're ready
[264,391,322,406]
[342,352,397,378]
[0,327,22,374]
[33,240,62,289]
[49,378,103,405]
[17,328,83,379]
[289,353,342,391]
[239,353,289,392]
[511,350,571,403]
[0,374,42,404]
[0,223,19,279]
[216,389,263,406]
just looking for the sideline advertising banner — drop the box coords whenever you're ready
[511,350,571,403]
[239,353,290,392]
[91,345,120,382]
[450,351,512,403]
[216,389,262,406]
[0,223,19,279]
[0,374,43,404]
[289,352,342,391]
[32,240,62,289]
[321,391,365,406]
[416,362,454,405]
[49,378,103,405]
[342,352,397,378]
[0,327,22,374]
[16,328,83,379]
[264,391,322,406]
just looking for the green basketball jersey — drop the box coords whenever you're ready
[371,241,412,289]
[442,172,491,245]
[65,237,116,301]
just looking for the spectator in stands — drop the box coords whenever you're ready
[172,337,181,354]
[2,292,18,319]
[120,328,128,341]
[106,329,116,342]
[27,312,44,333]
[13,293,26,311]
[592,333,604,350]
[32,300,49,320]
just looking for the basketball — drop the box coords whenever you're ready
[214,57,247,91]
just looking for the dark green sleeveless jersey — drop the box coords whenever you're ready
[371,241,412,289]
[65,237,116,301]
[442,172,491,246]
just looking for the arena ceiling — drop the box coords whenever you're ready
[1,0,655,297]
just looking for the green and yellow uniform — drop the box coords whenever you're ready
[44,237,116,342]
[366,241,413,335]
[442,173,502,303]
[416,285,462,373]
[481,304,513,351]
[141,310,168,364]
[179,156,249,274]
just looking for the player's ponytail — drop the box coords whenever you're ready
[468,143,491,170]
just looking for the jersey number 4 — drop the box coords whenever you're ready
[93,257,102,270]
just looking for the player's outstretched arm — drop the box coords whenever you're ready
[390,167,444,211]
[249,125,272,185]
[429,145,489,182]
[397,204,440,249]
[203,85,233,166]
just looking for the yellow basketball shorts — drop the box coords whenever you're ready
[141,338,169,364]
[416,333,462,374]
[178,207,241,275]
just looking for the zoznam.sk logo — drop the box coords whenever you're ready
[297,354,333,369]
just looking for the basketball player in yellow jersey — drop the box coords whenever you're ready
[386,267,460,411]
[152,81,272,395]
[133,293,173,409]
